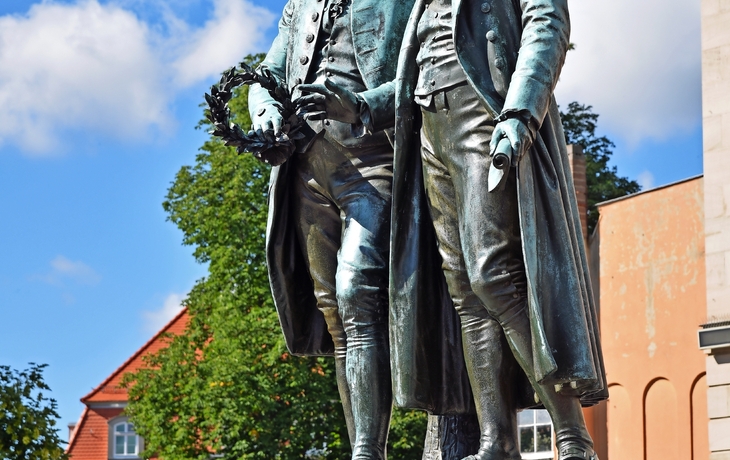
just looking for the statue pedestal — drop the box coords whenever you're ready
[422,414,481,460]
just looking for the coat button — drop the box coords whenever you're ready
[306,33,315,43]
[487,30,497,42]
[326,71,333,77]
[300,56,309,65]
[256,107,266,116]
[494,57,505,68]
[328,56,335,62]
[311,12,319,21]
[481,2,491,12]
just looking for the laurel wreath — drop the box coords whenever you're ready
[204,61,304,166]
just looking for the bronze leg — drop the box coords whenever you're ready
[419,88,520,460]
[419,84,595,460]
[293,136,393,459]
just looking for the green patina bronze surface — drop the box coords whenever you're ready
[244,0,607,458]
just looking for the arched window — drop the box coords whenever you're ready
[112,421,139,458]
[518,409,554,459]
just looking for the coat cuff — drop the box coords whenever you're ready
[501,74,552,133]
[357,81,396,132]
[248,83,279,120]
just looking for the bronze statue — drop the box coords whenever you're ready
[247,0,414,457]
[247,0,607,457]
[389,0,609,459]
[248,0,503,456]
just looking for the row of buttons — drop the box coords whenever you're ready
[481,3,503,68]
[300,56,335,68]
[299,9,321,66]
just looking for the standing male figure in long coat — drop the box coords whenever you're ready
[248,0,414,457]
[389,0,609,459]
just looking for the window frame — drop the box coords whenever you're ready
[518,409,555,460]
[108,416,142,459]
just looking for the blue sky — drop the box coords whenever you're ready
[0,0,703,439]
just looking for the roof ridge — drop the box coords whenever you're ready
[81,307,188,403]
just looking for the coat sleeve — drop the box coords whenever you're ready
[358,81,396,132]
[248,0,296,118]
[501,0,570,127]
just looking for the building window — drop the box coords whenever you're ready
[518,409,554,459]
[112,421,139,458]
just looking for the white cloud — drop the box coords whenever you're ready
[172,0,275,86]
[0,0,275,155]
[637,170,656,190]
[142,292,185,333]
[556,0,702,145]
[37,255,101,286]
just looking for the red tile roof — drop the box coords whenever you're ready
[82,308,189,403]
[67,407,124,459]
[67,308,189,459]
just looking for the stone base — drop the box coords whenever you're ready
[422,414,481,460]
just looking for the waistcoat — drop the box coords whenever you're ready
[414,0,467,102]
[305,0,389,148]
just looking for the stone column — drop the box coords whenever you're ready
[701,1,730,458]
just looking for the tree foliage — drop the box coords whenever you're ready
[560,102,641,233]
[0,363,68,460]
[123,54,425,459]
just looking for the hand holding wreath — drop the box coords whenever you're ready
[205,62,303,166]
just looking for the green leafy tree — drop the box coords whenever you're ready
[0,363,68,460]
[560,102,641,233]
[124,54,425,459]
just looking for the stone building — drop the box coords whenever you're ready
[701,1,730,458]
[588,176,708,460]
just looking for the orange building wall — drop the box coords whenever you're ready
[594,177,709,460]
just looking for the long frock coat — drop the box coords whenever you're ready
[249,0,415,355]
[389,0,608,414]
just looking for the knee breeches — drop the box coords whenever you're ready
[291,134,393,355]
[419,84,528,327]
